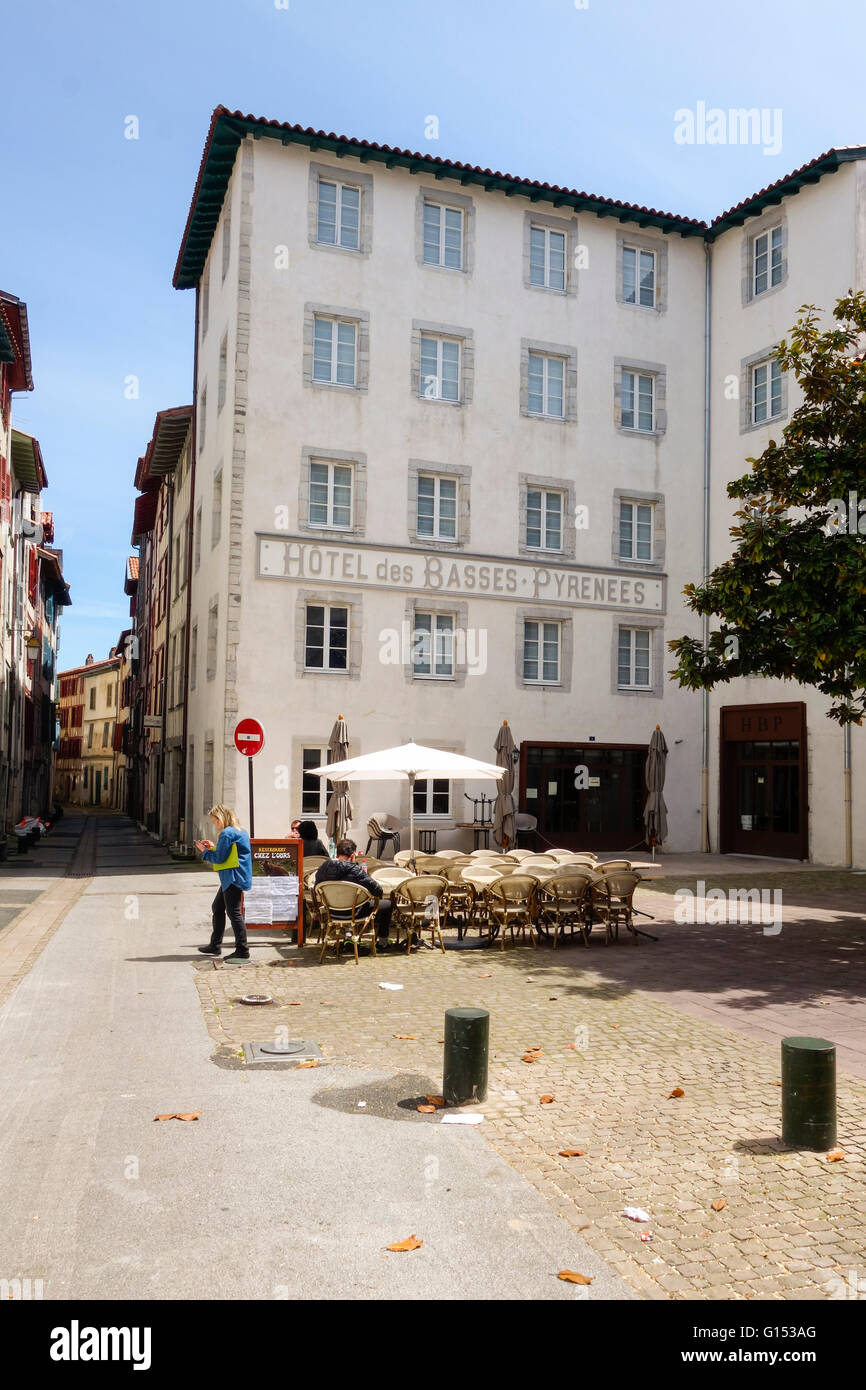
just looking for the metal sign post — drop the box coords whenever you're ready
[234,718,265,838]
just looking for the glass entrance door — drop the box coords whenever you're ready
[522,744,646,849]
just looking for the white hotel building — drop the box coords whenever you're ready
[172,108,866,863]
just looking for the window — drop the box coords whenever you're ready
[313,317,356,386]
[212,469,223,547]
[221,211,231,281]
[621,370,655,431]
[529,225,566,291]
[622,246,656,307]
[106,685,114,706]
[89,688,96,710]
[198,386,206,454]
[301,747,330,816]
[190,625,197,691]
[206,599,218,681]
[194,506,202,571]
[103,721,110,747]
[419,336,460,402]
[752,359,782,424]
[417,475,457,541]
[412,613,454,679]
[305,605,348,671]
[308,460,352,529]
[317,180,360,250]
[423,202,463,269]
[618,628,651,688]
[413,778,450,817]
[218,334,228,411]
[753,226,783,297]
[523,621,561,684]
[526,490,563,551]
[201,267,209,337]
[528,353,564,418]
[619,501,654,561]
[88,724,94,748]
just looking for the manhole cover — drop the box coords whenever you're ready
[243,1040,323,1064]
[241,994,273,1005]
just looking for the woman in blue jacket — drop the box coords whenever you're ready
[195,804,253,963]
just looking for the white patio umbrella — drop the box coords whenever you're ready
[325,715,353,843]
[493,720,517,850]
[310,740,505,861]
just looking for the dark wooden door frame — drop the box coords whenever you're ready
[719,701,808,859]
[519,740,649,850]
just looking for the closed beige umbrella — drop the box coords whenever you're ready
[643,725,669,860]
[325,715,353,842]
[493,720,517,850]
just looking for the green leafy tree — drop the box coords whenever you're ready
[670,293,866,725]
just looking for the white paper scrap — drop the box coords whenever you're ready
[377,982,403,991]
[441,1114,484,1125]
[623,1206,652,1223]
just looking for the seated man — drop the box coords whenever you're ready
[314,838,392,945]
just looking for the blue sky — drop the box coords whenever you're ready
[4,0,864,669]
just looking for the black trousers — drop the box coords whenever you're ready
[211,884,248,952]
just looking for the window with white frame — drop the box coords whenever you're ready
[622,245,656,307]
[198,386,206,453]
[308,460,353,529]
[751,359,782,424]
[529,225,566,291]
[619,500,654,561]
[313,316,357,386]
[218,334,228,411]
[753,226,783,297]
[423,202,463,269]
[618,627,651,688]
[301,746,331,815]
[305,605,348,671]
[419,335,460,402]
[317,180,360,250]
[528,353,564,418]
[526,489,563,551]
[417,474,457,541]
[523,620,561,684]
[621,370,655,431]
[412,613,454,679]
[221,212,231,281]
[413,777,450,817]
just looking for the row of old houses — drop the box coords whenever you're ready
[0,287,71,829]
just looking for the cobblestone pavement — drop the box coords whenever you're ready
[191,874,866,1302]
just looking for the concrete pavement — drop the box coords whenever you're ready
[0,814,630,1301]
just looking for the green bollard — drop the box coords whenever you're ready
[781,1036,836,1151]
[443,1007,489,1106]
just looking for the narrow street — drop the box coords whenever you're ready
[0,814,626,1300]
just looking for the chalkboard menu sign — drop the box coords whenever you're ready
[245,839,304,942]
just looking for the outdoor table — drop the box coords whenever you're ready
[456,822,492,850]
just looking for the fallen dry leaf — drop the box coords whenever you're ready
[558,1149,586,1158]
[425,1096,446,1108]
[711,1198,727,1212]
[609,1023,621,1029]
[526,978,536,983]
[668,1087,685,1099]
[387,1235,423,1252]
[296,1060,319,1069]
[771,1080,782,1086]
[540,1095,555,1105]
[394,1034,418,1040]
[417,1105,437,1114]
[826,1149,845,1162]
[557,1270,593,1285]
[549,996,558,1001]
[477,972,492,978]
[154,1113,200,1122]
[522,1054,540,1064]
[565,1044,577,1051]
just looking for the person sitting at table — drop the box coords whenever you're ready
[293,819,329,859]
[315,838,391,946]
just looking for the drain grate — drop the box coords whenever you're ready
[243,1040,323,1064]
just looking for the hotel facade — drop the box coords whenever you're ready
[164,110,866,864]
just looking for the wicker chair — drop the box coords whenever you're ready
[441,862,475,938]
[537,872,593,948]
[588,870,641,944]
[313,881,379,963]
[599,859,632,873]
[392,875,449,953]
[484,874,539,950]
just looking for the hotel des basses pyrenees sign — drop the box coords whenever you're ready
[258,537,665,613]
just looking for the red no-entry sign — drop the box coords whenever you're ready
[234,718,265,757]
